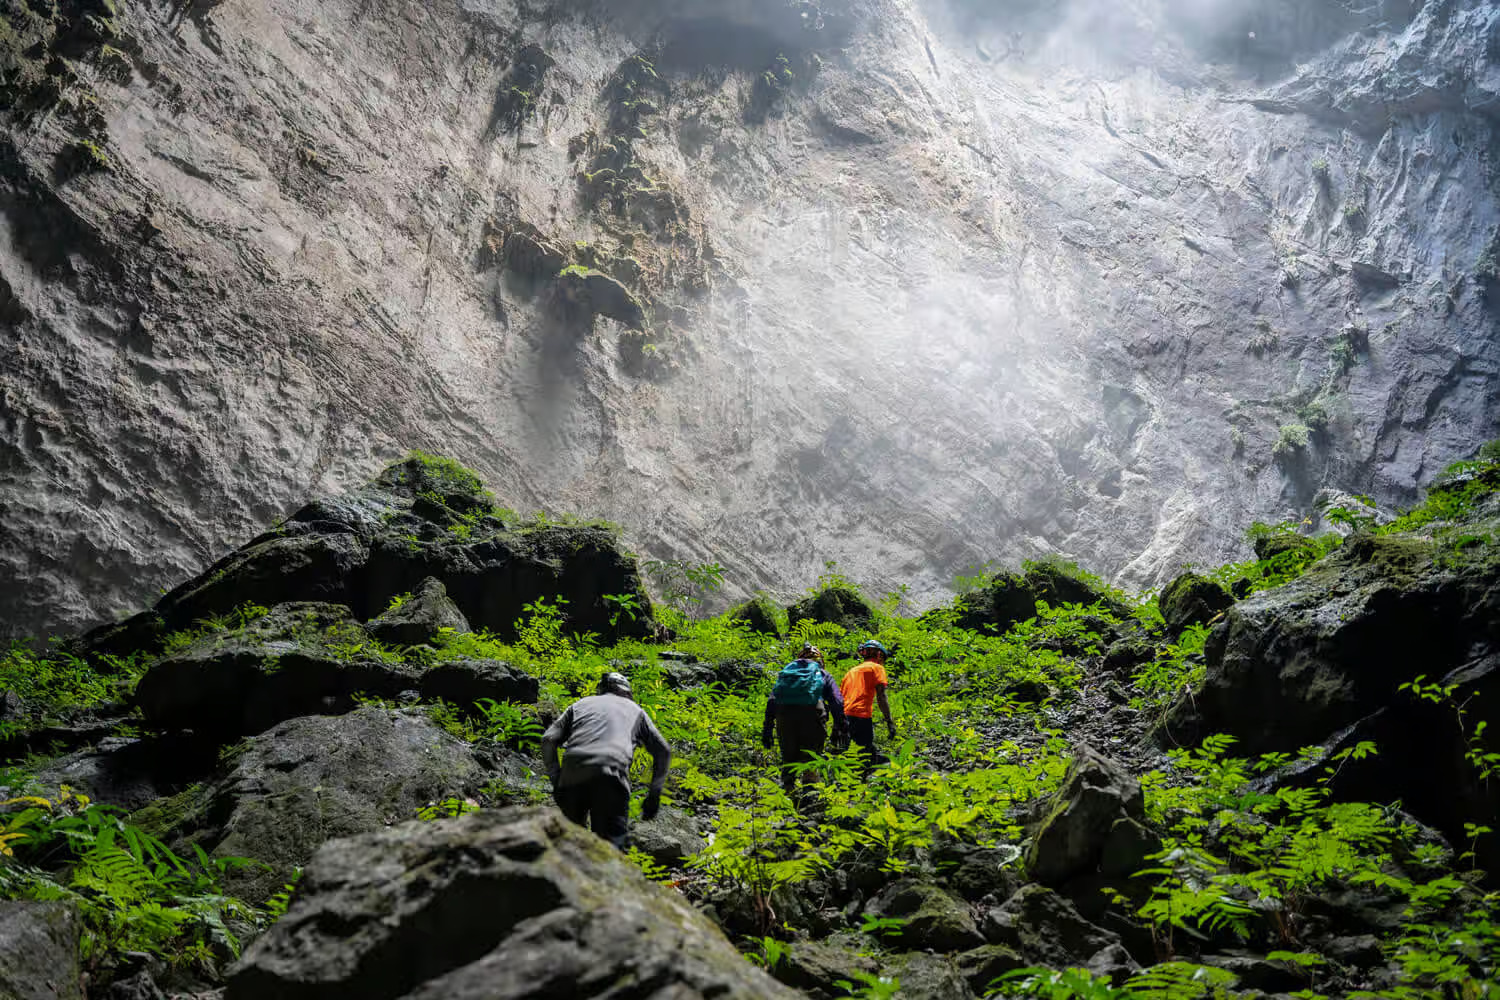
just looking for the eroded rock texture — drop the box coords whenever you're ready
[3,0,1499,638]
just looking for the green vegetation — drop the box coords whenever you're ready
[1272,422,1310,459]
[0,786,272,978]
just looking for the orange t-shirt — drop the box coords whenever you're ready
[840,660,888,719]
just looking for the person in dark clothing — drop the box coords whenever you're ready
[762,644,846,795]
[540,672,671,849]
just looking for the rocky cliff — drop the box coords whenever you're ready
[4,0,1499,639]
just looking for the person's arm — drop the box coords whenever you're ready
[823,671,846,728]
[636,711,671,819]
[876,686,895,738]
[539,707,573,787]
[762,694,777,748]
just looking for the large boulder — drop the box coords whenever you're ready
[629,804,706,867]
[133,603,422,739]
[226,808,799,999]
[132,706,489,901]
[1026,747,1147,886]
[952,572,1037,635]
[366,577,470,648]
[0,901,84,1000]
[1157,572,1233,635]
[1173,508,1500,870]
[787,586,874,635]
[81,456,654,657]
[772,937,878,998]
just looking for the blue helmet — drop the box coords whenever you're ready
[858,639,889,656]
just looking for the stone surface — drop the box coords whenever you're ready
[225,807,798,999]
[772,937,878,999]
[1157,572,1234,635]
[866,879,986,952]
[1026,747,1146,886]
[134,706,488,902]
[0,901,84,1000]
[419,659,539,710]
[365,577,470,648]
[955,945,1026,996]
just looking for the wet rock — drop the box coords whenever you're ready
[788,586,875,635]
[1322,934,1383,968]
[955,944,1026,995]
[982,884,1129,972]
[942,844,1024,903]
[1102,636,1157,677]
[1157,572,1233,635]
[133,603,422,739]
[134,706,487,902]
[419,659,538,710]
[866,879,985,952]
[365,577,470,648]
[629,804,705,867]
[226,807,797,999]
[1026,747,1145,886]
[727,597,781,635]
[0,901,83,1000]
[30,733,217,811]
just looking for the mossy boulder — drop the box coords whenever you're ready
[1251,531,1320,562]
[1026,747,1145,887]
[866,879,985,952]
[772,937,878,998]
[981,885,1131,974]
[419,659,538,710]
[787,585,874,635]
[366,576,470,647]
[1157,572,1233,635]
[82,455,655,657]
[953,572,1039,635]
[726,596,781,635]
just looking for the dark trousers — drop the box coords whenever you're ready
[554,773,629,849]
[848,715,886,773]
[776,705,826,793]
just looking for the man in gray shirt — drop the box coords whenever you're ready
[540,672,671,848]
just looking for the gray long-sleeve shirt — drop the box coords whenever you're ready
[540,694,671,794]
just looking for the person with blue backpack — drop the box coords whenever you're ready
[762,644,846,795]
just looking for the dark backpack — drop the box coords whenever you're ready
[772,659,825,706]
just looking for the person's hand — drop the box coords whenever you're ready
[641,790,662,821]
[886,720,897,740]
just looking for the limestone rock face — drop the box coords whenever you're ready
[226,807,799,999]
[0,901,84,1000]
[4,1,1500,639]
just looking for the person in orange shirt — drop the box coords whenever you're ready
[840,639,896,772]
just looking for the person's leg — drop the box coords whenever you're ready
[777,713,801,793]
[798,711,826,788]
[848,715,875,772]
[589,776,630,849]
[554,780,589,827]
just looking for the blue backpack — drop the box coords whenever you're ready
[773,660,825,706]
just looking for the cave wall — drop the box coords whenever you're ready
[1,0,1497,637]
